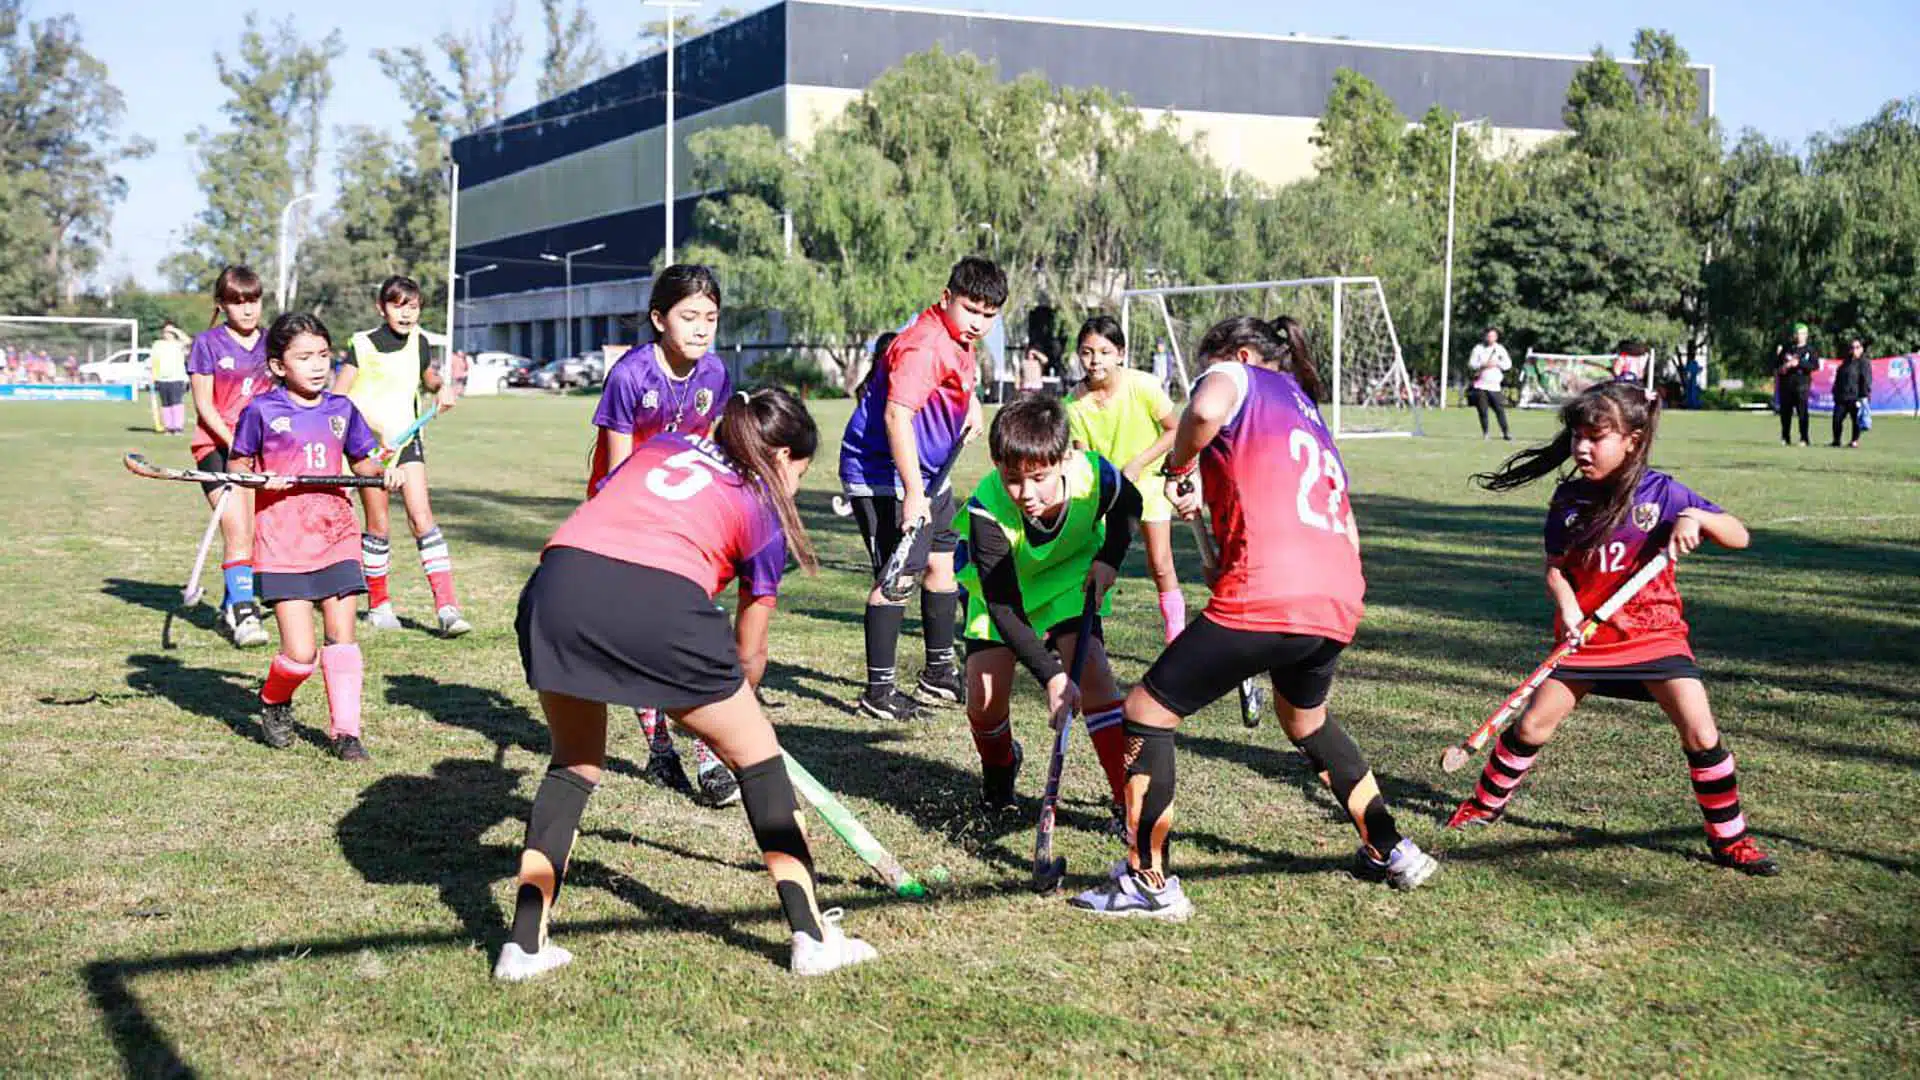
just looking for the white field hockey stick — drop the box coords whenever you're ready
[123,452,387,488]
[876,452,963,603]
[1175,475,1266,728]
[181,484,234,606]
[1439,551,1672,773]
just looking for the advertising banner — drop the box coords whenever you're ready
[1807,354,1919,415]
[0,383,135,402]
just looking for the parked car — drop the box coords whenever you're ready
[78,348,153,388]
[506,356,542,387]
[531,355,601,391]
[463,351,525,396]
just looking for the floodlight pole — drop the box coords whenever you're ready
[460,263,499,351]
[542,243,606,357]
[444,161,460,347]
[645,0,699,267]
[1439,117,1487,411]
[276,191,320,313]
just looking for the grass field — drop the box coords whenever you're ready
[2,395,1915,1076]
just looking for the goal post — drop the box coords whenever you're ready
[1120,276,1421,439]
[0,316,142,399]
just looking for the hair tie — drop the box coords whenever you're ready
[734,390,751,404]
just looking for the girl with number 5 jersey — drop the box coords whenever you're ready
[1071,316,1439,922]
[497,388,879,982]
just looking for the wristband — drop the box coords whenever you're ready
[1160,459,1197,479]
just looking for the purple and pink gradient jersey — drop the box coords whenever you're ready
[839,307,978,495]
[1544,469,1722,666]
[587,344,733,496]
[550,433,788,600]
[187,325,270,461]
[1197,362,1366,642]
[230,388,378,575]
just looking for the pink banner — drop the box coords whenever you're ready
[1807,354,1919,415]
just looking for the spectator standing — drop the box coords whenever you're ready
[1830,336,1873,448]
[1465,327,1512,440]
[1774,322,1818,446]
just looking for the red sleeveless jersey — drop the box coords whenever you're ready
[1198,362,1365,641]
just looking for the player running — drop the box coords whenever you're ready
[335,275,468,637]
[1071,316,1438,921]
[587,265,739,808]
[187,265,272,648]
[1449,381,1778,875]
[958,395,1141,835]
[229,314,401,762]
[839,256,1001,721]
[1063,314,1185,642]
[498,388,878,980]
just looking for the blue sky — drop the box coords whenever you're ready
[72,0,1920,287]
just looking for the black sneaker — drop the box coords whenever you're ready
[260,701,295,748]
[697,764,741,808]
[915,664,965,707]
[857,687,928,723]
[644,749,693,794]
[330,734,371,762]
[982,740,1025,811]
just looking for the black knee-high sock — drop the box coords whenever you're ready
[1124,720,1176,883]
[1294,719,1402,858]
[921,589,958,671]
[736,756,822,940]
[509,766,596,952]
[864,602,906,694]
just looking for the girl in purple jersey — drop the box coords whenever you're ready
[187,265,272,648]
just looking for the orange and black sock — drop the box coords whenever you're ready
[1472,727,1542,816]
[1124,720,1176,883]
[1685,742,1749,851]
[1294,719,1401,857]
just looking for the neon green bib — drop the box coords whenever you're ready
[344,329,422,440]
[960,450,1111,642]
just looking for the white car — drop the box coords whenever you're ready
[78,348,153,388]
[462,351,525,396]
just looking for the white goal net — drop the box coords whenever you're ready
[0,316,142,396]
[1119,277,1421,439]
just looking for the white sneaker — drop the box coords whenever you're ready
[1068,869,1194,921]
[364,602,402,630]
[790,909,878,976]
[493,941,572,982]
[437,605,472,638]
[228,605,270,648]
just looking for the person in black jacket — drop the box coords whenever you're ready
[1831,336,1873,448]
[1774,322,1818,446]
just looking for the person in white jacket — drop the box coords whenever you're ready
[1466,327,1513,440]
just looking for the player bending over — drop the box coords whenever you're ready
[838,256,1001,721]
[588,265,740,808]
[498,388,878,980]
[335,275,469,638]
[1450,381,1777,876]
[230,314,401,762]
[187,265,272,647]
[1072,316,1439,921]
[957,395,1141,834]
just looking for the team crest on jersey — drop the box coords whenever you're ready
[695,388,714,415]
[642,389,659,410]
[330,415,348,439]
[269,416,293,434]
[1631,501,1660,532]
[1563,508,1580,528]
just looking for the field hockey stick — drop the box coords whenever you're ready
[374,403,439,464]
[181,484,234,607]
[783,753,928,899]
[1439,551,1672,773]
[830,494,854,517]
[1031,583,1100,894]
[1177,481,1266,729]
[876,451,963,603]
[123,452,387,488]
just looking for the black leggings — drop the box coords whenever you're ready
[1832,401,1863,445]
[1468,388,1510,437]
[1778,385,1810,443]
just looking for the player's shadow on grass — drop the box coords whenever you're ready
[760,659,861,715]
[382,673,648,781]
[101,577,222,639]
[123,653,265,745]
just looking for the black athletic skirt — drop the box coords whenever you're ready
[258,558,367,605]
[516,546,743,712]
[1552,655,1704,702]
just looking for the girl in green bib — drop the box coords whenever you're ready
[957,395,1141,834]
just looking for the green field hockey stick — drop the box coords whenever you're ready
[783,754,927,899]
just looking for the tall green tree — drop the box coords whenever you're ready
[438,0,522,132]
[1311,68,1405,191]
[1630,28,1698,117]
[0,0,149,308]
[165,15,342,293]
[537,0,607,100]
[639,6,742,55]
[1562,46,1635,135]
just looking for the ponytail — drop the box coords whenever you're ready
[1267,316,1323,402]
[715,387,820,573]
[1194,315,1323,401]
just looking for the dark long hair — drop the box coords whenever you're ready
[853,331,897,400]
[715,387,819,573]
[647,264,723,342]
[1194,315,1324,401]
[1473,381,1662,553]
[210,264,263,329]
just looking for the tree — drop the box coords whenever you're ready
[537,0,608,100]
[165,15,342,294]
[1311,68,1405,191]
[438,0,522,132]
[1563,46,1635,135]
[1631,28,1698,118]
[639,7,742,56]
[0,0,149,308]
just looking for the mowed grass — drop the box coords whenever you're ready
[1,394,1915,1077]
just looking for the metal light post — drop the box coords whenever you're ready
[459,263,498,352]
[275,191,321,312]
[1439,116,1488,410]
[645,0,698,266]
[541,243,606,358]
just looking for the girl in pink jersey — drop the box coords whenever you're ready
[188,265,272,648]
[229,314,401,762]
[499,388,878,981]
[1450,382,1777,875]
[1071,316,1438,922]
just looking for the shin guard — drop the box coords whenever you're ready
[1294,719,1402,857]
[509,767,596,952]
[1123,720,1176,883]
[736,756,822,939]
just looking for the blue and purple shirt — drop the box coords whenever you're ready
[589,343,732,495]
[231,388,377,575]
[187,325,269,460]
[839,307,978,496]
